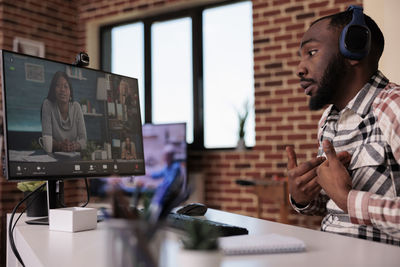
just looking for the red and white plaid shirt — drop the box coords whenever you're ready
[292,71,400,245]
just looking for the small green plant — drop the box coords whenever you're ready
[30,139,41,150]
[79,98,88,105]
[236,100,251,139]
[81,140,98,160]
[17,181,46,192]
[181,220,220,250]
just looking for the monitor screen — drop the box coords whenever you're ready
[92,122,187,196]
[1,50,145,180]
[134,122,187,188]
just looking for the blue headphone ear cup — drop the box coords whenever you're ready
[339,6,371,60]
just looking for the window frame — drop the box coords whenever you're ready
[100,0,251,150]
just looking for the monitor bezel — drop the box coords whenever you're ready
[1,49,146,181]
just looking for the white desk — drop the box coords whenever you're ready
[7,209,400,267]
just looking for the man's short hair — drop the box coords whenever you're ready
[312,9,384,68]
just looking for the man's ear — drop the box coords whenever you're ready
[347,59,361,66]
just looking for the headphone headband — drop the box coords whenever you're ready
[348,6,364,25]
[339,5,371,60]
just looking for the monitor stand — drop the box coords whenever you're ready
[25,180,103,225]
[25,180,65,225]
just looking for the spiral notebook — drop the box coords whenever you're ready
[219,233,306,255]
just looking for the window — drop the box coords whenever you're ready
[102,0,254,149]
[151,18,194,143]
[203,2,254,148]
[111,23,145,122]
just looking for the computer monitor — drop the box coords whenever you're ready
[1,50,145,207]
[134,122,186,188]
[95,122,187,196]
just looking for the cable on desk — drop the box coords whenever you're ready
[80,178,90,207]
[9,183,46,267]
[12,188,45,232]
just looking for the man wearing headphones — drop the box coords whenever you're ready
[287,6,400,245]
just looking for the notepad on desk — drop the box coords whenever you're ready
[219,233,306,255]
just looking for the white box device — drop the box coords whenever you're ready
[49,207,97,232]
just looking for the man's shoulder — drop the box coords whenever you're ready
[373,82,400,155]
[374,82,400,105]
[372,82,400,123]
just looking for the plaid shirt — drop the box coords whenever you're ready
[292,71,400,245]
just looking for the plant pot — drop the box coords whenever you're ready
[25,191,48,217]
[105,219,166,267]
[177,248,222,267]
[236,138,246,151]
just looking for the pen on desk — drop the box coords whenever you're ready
[147,179,171,224]
[147,173,189,226]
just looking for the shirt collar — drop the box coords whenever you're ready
[326,70,389,118]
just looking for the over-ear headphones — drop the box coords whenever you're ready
[339,5,371,60]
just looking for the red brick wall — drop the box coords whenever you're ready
[0,0,364,263]
[0,0,82,62]
[0,1,86,263]
[0,1,87,200]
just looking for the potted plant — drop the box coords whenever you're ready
[80,140,98,160]
[236,100,250,150]
[177,220,222,267]
[17,181,48,217]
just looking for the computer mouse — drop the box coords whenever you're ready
[176,203,208,216]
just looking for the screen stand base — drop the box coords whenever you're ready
[25,180,103,225]
[25,180,64,225]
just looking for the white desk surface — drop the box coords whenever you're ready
[7,209,400,267]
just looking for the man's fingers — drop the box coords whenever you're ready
[295,178,321,201]
[309,183,322,197]
[301,177,320,191]
[337,151,352,166]
[322,140,338,161]
[288,156,325,179]
[286,146,298,169]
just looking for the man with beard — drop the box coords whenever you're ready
[286,6,400,245]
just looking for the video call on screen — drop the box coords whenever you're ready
[1,51,145,180]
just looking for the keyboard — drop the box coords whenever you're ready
[166,213,248,237]
[25,213,249,237]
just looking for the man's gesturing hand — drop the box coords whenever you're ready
[286,146,325,206]
[316,140,352,212]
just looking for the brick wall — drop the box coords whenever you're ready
[0,1,86,263]
[0,0,363,263]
